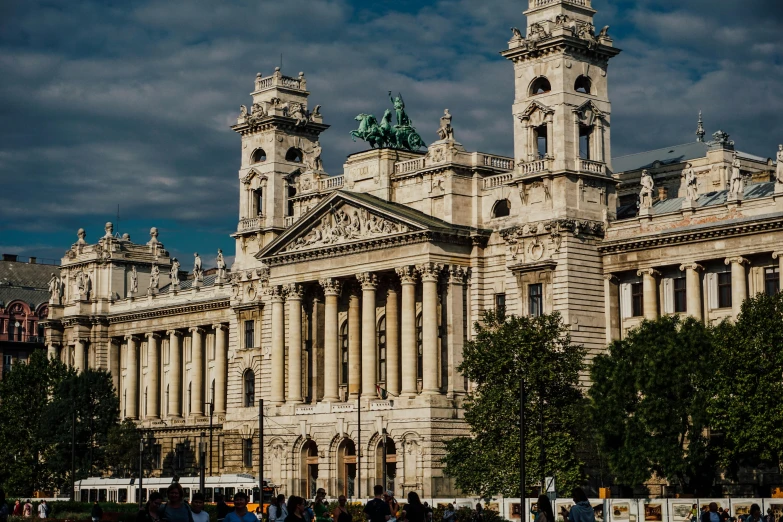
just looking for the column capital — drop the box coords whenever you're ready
[109,337,122,345]
[637,268,661,278]
[125,334,140,342]
[772,251,783,260]
[76,337,90,344]
[724,256,749,266]
[356,272,378,290]
[285,283,304,299]
[269,285,286,302]
[603,273,619,283]
[319,278,342,296]
[395,266,418,284]
[679,263,704,272]
[146,332,162,341]
[166,329,184,338]
[447,265,469,284]
[416,262,444,282]
[188,326,205,335]
[212,323,229,332]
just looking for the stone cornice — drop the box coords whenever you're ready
[599,214,783,254]
[231,115,329,137]
[106,299,230,324]
[501,218,605,242]
[265,230,477,267]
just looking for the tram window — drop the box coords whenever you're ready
[99,489,107,502]
[225,488,235,499]
[81,490,89,502]
[183,488,191,501]
[205,488,213,502]
[140,488,148,503]
[118,489,127,503]
[159,488,168,500]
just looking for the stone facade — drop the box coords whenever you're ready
[45,0,782,498]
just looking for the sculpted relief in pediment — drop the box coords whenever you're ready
[283,204,411,253]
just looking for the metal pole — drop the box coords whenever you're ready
[382,428,387,492]
[199,432,206,494]
[70,409,76,502]
[357,396,361,500]
[520,379,526,522]
[139,436,144,509]
[259,399,264,503]
[208,402,214,477]
[539,391,545,496]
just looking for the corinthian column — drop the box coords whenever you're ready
[637,268,660,320]
[446,266,467,397]
[603,274,620,343]
[189,326,204,416]
[167,329,183,418]
[286,284,304,404]
[725,257,749,317]
[348,286,361,399]
[396,267,418,397]
[75,338,87,373]
[320,279,341,401]
[386,284,400,397]
[109,339,120,394]
[270,286,286,405]
[213,323,228,414]
[417,263,442,395]
[146,332,161,420]
[679,263,704,321]
[357,273,378,399]
[125,335,139,420]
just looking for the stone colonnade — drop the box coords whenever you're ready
[117,323,229,420]
[270,263,468,405]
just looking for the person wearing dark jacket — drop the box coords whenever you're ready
[701,504,721,522]
[404,493,425,522]
[91,502,104,522]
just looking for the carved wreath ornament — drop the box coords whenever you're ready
[284,205,409,252]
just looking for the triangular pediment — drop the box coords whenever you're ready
[258,191,435,258]
[574,100,604,125]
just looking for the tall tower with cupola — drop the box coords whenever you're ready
[502,0,620,223]
[231,68,329,269]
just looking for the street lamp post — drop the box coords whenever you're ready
[206,401,214,476]
[199,431,207,494]
[138,436,145,509]
[258,399,264,503]
[520,379,526,522]
[382,428,388,493]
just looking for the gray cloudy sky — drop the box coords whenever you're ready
[1,0,781,266]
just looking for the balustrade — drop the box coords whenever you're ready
[578,158,606,175]
[519,158,551,175]
[238,217,261,231]
[395,157,425,174]
[483,172,514,189]
[483,154,514,170]
[284,216,295,227]
[319,175,344,190]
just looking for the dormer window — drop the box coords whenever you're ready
[530,77,551,96]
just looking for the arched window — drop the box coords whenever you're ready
[416,314,423,385]
[340,322,349,386]
[254,188,264,215]
[530,77,551,96]
[377,316,387,384]
[574,75,592,94]
[285,147,303,163]
[376,437,397,493]
[301,440,319,498]
[337,438,356,498]
[244,369,255,407]
[492,199,511,218]
[251,148,267,163]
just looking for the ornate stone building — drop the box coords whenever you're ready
[45,0,781,498]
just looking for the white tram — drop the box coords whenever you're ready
[74,474,275,505]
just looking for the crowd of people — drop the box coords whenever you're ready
[0,490,50,520]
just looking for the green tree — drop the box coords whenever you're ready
[589,316,717,494]
[711,292,783,475]
[105,418,146,478]
[0,350,67,495]
[39,368,120,493]
[443,311,586,498]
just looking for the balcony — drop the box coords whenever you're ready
[319,175,344,191]
[578,158,606,175]
[481,154,514,171]
[483,172,514,189]
[238,217,263,232]
[519,157,552,176]
[395,157,425,174]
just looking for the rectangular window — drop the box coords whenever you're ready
[765,267,780,296]
[718,272,732,308]
[495,293,506,315]
[340,326,349,386]
[528,284,543,317]
[631,282,644,317]
[152,444,162,469]
[673,277,687,313]
[377,318,387,384]
[2,354,11,377]
[243,438,253,468]
[536,125,548,159]
[244,320,254,349]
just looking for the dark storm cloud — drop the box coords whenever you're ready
[0,0,781,261]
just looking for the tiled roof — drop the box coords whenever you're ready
[159,274,219,293]
[0,287,50,309]
[0,260,58,308]
[613,142,768,173]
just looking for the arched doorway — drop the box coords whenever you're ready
[337,438,356,498]
[301,440,319,498]
[376,436,397,493]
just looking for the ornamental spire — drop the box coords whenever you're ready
[696,111,706,143]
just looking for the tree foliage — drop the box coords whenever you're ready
[710,293,783,473]
[105,418,146,478]
[443,311,586,498]
[589,316,717,494]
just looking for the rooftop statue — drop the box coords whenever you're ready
[350,91,426,151]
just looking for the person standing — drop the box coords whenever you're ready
[285,497,305,522]
[137,492,164,522]
[217,495,232,522]
[313,490,329,522]
[91,502,103,522]
[535,496,555,522]
[384,492,399,521]
[746,505,763,522]
[333,496,352,522]
[442,505,456,522]
[404,493,424,522]
[23,500,33,518]
[269,495,288,522]
[701,503,720,522]
[225,492,258,522]
[559,489,595,522]
[158,484,191,522]
[191,493,209,522]
[364,486,391,522]
[472,504,484,522]
[13,501,22,517]
[38,501,47,520]
[0,490,8,522]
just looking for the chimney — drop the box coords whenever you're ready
[28,257,37,264]
[658,186,668,202]
[2,254,18,262]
